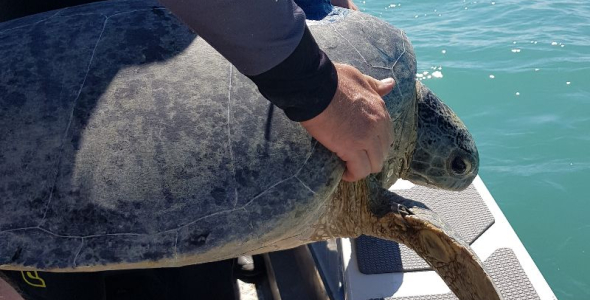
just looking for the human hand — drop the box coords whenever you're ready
[331,0,359,10]
[301,64,394,182]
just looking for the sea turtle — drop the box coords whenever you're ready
[0,1,501,299]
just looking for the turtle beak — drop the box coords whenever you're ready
[405,82,479,191]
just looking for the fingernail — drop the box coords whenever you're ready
[381,78,394,84]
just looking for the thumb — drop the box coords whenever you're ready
[365,76,395,97]
[375,77,395,96]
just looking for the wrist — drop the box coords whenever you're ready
[246,26,338,122]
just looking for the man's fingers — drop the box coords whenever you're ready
[342,150,372,182]
[376,77,395,97]
[302,64,395,183]
[367,135,385,173]
[363,75,395,97]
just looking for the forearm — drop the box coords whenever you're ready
[159,0,338,121]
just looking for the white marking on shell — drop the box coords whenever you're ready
[227,64,239,208]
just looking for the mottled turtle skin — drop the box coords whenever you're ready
[0,2,493,298]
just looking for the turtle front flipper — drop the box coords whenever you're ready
[365,181,503,300]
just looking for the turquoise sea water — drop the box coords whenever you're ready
[359,1,589,299]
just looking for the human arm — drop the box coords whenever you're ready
[159,0,393,181]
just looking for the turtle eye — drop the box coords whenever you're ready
[451,156,471,176]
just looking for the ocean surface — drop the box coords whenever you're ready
[359,0,589,299]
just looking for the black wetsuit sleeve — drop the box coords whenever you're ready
[158,0,338,121]
[247,26,337,121]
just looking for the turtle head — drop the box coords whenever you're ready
[403,82,479,191]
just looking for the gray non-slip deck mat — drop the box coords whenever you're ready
[370,248,541,300]
[355,184,494,273]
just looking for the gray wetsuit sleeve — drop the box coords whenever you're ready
[158,0,306,76]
